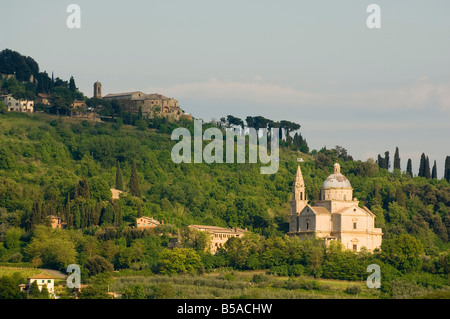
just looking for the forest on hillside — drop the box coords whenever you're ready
[0,110,449,298]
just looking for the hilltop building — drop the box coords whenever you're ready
[288,163,382,251]
[94,82,191,121]
[1,94,34,113]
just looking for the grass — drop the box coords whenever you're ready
[0,266,45,278]
[111,270,381,299]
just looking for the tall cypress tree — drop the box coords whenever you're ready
[137,202,143,218]
[445,156,450,182]
[100,202,115,226]
[75,178,90,199]
[384,151,390,170]
[425,156,431,179]
[129,161,141,197]
[431,160,437,179]
[419,153,426,177]
[394,147,401,171]
[115,161,123,191]
[406,159,413,177]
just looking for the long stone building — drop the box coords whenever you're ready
[95,82,191,121]
[288,163,382,251]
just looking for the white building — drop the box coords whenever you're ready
[1,94,34,113]
[288,163,383,252]
[22,274,55,295]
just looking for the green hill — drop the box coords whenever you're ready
[0,111,449,298]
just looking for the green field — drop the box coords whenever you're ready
[112,270,380,299]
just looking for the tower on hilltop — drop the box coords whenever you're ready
[289,165,308,232]
[93,81,102,99]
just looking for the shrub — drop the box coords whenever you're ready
[344,285,361,295]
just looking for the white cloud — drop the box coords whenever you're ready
[147,77,450,111]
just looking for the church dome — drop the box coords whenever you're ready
[322,163,352,189]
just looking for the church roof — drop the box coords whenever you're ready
[310,206,331,215]
[322,163,352,189]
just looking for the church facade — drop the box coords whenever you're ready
[288,163,382,252]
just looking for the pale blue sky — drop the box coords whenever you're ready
[1,0,449,177]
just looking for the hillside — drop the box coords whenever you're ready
[0,111,449,299]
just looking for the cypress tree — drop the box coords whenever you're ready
[115,161,123,191]
[406,159,413,177]
[100,202,115,226]
[432,160,437,179]
[394,147,401,171]
[113,201,122,226]
[75,178,90,199]
[418,153,426,177]
[129,161,141,197]
[28,281,41,298]
[384,151,390,170]
[137,202,143,218]
[445,156,450,182]
[40,285,50,299]
[424,156,431,179]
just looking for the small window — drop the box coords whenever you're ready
[353,245,357,251]
[306,222,309,230]
[353,223,357,229]
[48,280,51,283]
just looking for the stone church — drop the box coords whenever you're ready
[288,163,382,251]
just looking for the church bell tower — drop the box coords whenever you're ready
[93,81,102,99]
[289,165,308,232]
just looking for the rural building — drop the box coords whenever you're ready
[188,225,247,254]
[136,216,161,228]
[20,274,55,296]
[50,216,67,229]
[1,94,34,113]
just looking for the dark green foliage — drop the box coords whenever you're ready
[75,178,90,200]
[100,202,115,226]
[85,255,114,276]
[116,162,123,191]
[424,156,431,179]
[0,49,39,82]
[380,234,424,273]
[394,147,400,170]
[419,153,426,177]
[344,285,361,295]
[406,159,413,177]
[0,274,26,299]
[129,161,141,197]
[445,156,450,182]
[432,160,437,179]
[40,284,50,299]
[28,280,41,298]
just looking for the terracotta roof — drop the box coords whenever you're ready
[189,225,247,235]
[310,206,331,215]
[28,274,54,279]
